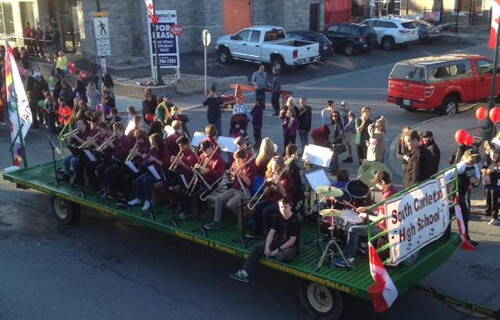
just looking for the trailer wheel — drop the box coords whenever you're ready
[299,280,344,320]
[51,196,80,226]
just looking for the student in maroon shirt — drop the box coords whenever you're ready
[198,124,221,155]
[165,120,185,156]
[128,133,171,211]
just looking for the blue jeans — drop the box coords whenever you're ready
[64,155,79,175]
[253,199,278,235]
[135,173,154,201]
[208,118,222,137]
[345,224,382,259]
[255,88,265,106]
[299,131,309,151]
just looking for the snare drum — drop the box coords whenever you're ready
[321,216,347,241]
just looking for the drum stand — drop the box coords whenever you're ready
[316,238,352,270]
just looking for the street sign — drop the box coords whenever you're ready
[170,25,184,36]
[202,29,211,47]
[91,12,109,17]
[93,17,110,56]
[148,10,180,70]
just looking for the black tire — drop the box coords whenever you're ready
[51,196,80,226]
[344,44,355,56]
[217,47,232,64]
[382,36,395,51]
[271,55,285,71]
[299,280,344,320]
[438,96,459,116]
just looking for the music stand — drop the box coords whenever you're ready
[47,134,60,188]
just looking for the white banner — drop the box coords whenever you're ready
[385,174,449,266]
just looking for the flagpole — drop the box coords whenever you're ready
[481,16,500,140]
[152,0,164,86]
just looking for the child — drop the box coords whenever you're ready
[482,147,500,226]
[57,97,73,128]
[43,90,56,133]
[109,108,122,124]
[127,106,137,122]
[281,108,298,150]
[250,99,264,148]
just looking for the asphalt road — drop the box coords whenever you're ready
[0,41,496,320]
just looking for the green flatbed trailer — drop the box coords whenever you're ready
[2,161,460,319]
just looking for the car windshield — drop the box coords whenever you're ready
[390,63,426,82]
[416,20,435,28]
[401,21,417,29]
[264,29,286,42]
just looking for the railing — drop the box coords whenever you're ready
[57,113,75,158]
[367,166,459,265]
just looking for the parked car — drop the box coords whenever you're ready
[323,23,377,56]
[414,18,442,42]
[387,54,500,115]
[363,17,419,50]
[215,26,320,70]
[287,31,333,59]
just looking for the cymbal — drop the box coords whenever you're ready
[319,208,343,217]
[315,186,344,198]
[358,161,391,188]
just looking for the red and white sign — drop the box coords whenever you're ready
[489,0,500,49]
[170,25,184,36]
[144,0,159,25]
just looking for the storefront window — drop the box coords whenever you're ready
[0,3,15,35]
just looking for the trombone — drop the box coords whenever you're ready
[96,133,117,152]
[168,151,183,171]
[186,144,220,196]
[125,141,140,162]
[246,155,294,210]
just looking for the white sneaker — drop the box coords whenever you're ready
[488,218,499,226]
[142,200,151,211]
[127,198,141,206]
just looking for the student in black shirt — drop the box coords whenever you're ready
[229,198,299,283]
[203,89,222,136]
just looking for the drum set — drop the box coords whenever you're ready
[313,181,374,269]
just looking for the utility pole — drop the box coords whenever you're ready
[96,0,101,12]
[152,0,164,85]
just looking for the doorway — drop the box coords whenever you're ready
[309,3,319,31]
[58,0,81,53]
[223,0,252,34]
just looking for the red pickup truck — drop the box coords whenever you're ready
[387,54,500,115]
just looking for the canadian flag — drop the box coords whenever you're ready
[368,242,398,312]
[454,204,475,250]
[489,0,500,49]
[144,0,159,25]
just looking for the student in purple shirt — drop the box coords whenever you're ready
[281,108,299,151]
[250,99,265,148]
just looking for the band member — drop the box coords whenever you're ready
[235,136,253,159]
[255,137,277,177]
[205,149,256,230]
[248,156,294,238]
[230,198,299,283]
[62,119,91,184]
[126,115,143,138]
[198,124,221,155]
[335,171,397,268]
[179,140,225,220]
[95,122,132,198]
[120,129,151,200]
[128,133,171,211]
[83,122,111,188]
[165,120,185,156]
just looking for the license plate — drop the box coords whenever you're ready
[403,99,411,106]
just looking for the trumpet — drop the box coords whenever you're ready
[78,132,100,149]
[168,151,184,171]
[125,141,140,162]
[96,133,117,152]
[187,144,220,195]
[247,156,294,210]
[62,128,80,140]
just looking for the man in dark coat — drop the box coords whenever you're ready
[403,130,433,188]
[297,97,312,154]
[422,131,441,175]
[27,71,49,129]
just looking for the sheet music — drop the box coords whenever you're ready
[125,161,139,173]
[180,174,189,188]
[217,136,238,153]
[305,169,331,192]
[83,150,97,162]
[124,120,135,135]
[302,144,333,168]
[191,131,206,147]
[148,165,162,180]
[164,125,175,137]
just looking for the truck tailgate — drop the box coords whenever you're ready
[389,78,426,100]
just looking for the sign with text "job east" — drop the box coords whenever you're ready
[147,10,180,69]
[385,174,449,266]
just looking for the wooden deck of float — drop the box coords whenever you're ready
[3,161,460,300]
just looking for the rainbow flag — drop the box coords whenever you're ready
[5,43,32,166]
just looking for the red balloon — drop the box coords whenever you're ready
[68,62,75,69]
[69,67,76,74]
[464,135,474,146]
[454,129,469,145]
[475,106,488,122]
[489,107,500,124]
[145,113,154,123]
[80,70,88,79]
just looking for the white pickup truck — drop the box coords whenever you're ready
[215,26,321,70]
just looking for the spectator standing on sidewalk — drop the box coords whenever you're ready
[329,111,344,175]
[282,108,299,149]
[27,71,49,129]
[252,64,268,107]
[482,148,500,226]
[250,99,265,148]
[366,116,387,162]
[203,89,222,136]
[142,89,157,125]
[271,67,282,116]
[280,96,299,120]
[298,97,312,153]
[87,81,102,110]
[321,100,335,130]
[355,106,372,165]
[403,129,433,188]
[397,126,412,171]
[56,51,68,75]
[422,131,441,175]
[342,110,355,163]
